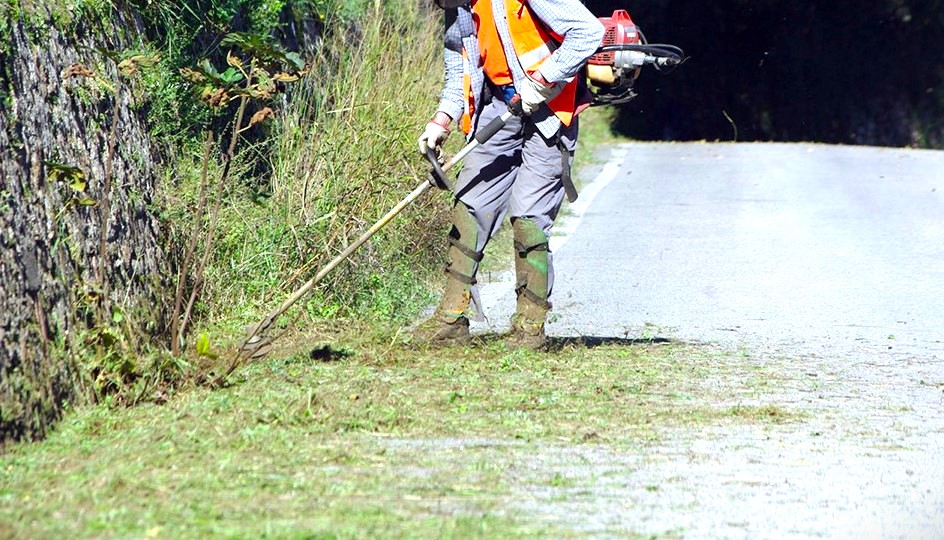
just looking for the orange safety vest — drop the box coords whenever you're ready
[474,0,513,86]
[462,0,580,134]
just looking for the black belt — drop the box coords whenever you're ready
[486,79,516,104]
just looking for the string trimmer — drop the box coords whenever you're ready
[227,103,520,371]
[229,9,683,373]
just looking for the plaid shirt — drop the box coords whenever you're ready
[437,0,604,140]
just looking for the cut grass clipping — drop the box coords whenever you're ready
[1,326,799,539]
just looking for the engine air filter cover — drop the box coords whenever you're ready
[589,9,640,66]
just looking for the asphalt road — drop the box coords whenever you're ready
[472,142,944,537]
[479,142,943,356]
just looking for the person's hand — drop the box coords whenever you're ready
[418,114,452,158]
[518,71,563,115]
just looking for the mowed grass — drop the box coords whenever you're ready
[0,325,798,539]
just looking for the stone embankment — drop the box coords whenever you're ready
[0,7,167,441]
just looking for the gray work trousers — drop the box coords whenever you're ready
[453,97,578,299]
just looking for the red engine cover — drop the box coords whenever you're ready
[588,9,640,66]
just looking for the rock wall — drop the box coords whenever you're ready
[0,7,168,442]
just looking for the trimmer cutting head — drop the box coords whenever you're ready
[239,324,273,358]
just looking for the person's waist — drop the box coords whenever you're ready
[487,79,517,104]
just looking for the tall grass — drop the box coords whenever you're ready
[199,0,450,333]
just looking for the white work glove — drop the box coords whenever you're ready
[417,118,451,160]
[518,71,563,115]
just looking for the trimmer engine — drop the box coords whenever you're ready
[587,10,684,106]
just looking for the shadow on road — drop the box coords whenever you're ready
[547,336,673,350]
[472,334,673,351]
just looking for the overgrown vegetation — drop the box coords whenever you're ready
[168,31,309,357]
[2,0,632,443]
[3,0,450,417]
[192,0,447,336]
[141,0,447,345]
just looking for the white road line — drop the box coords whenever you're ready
[550,144,628,253]
[476,144,629,323]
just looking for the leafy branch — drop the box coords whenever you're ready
[170,34,307,358]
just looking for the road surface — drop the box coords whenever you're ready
[471,142,944,538]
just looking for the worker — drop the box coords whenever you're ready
[413,0,604,349]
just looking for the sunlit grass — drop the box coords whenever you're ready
[0,323,800,538]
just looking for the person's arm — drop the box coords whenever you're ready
[436,8,467,125]
[527,0,604,84]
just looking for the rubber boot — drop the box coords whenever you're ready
[412,203,482,346]
[508,217,551,350]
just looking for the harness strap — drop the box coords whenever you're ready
[514,240,549,257]
[515,285,552,310]
[449,235,485,262]
[556,138,578,203]
[445,267,477,285]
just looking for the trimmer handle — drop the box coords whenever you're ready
[425,147,452,191]
[507,94,524,117]
[424,102,519,191]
